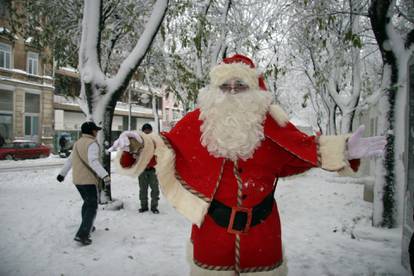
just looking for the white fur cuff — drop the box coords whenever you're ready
[114,133,155,177]
[318,135,350,171]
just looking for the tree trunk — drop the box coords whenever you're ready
[101,105,115,202]
[369,0,411,227]
[321,88,337,135]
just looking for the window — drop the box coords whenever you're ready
[27,52,39,75]
[25,93,40,113]
[24,115,39,136]
[0,90,13,141]
[0,113,12,140]
[0,90,13,111]
[24,92,40,138]
[0,43,11,69]
[0,0,11,17]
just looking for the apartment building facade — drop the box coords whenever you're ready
[0,1,54,146]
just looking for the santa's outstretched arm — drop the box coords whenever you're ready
[108,131,156,177]
[271,114,386,177]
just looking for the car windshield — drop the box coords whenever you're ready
[11,143,31,148]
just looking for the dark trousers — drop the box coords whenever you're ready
[138,168,159,209]
[75,185,98,238]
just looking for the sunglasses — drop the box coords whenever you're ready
[219,80,250,93]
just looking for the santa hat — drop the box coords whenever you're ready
[209,54,267,90]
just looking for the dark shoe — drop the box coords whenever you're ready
[138,207,149,213]
[74,235,92,245]
[151,208,159,214]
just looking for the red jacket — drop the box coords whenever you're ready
[159,109,358,272]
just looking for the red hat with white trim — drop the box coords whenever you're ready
[209,54,267,91]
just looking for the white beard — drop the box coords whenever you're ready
[197,86,272,161]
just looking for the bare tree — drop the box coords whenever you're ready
[78,0,168,202]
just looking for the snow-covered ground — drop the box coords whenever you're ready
[0,159,408,276]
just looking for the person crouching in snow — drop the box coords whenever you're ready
[109,54,386,275]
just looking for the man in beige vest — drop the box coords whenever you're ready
[57,121,110,245]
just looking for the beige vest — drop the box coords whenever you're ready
[72,134,99,185]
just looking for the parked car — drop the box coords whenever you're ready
[0,140,51,160]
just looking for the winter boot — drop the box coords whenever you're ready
[138,207,149,213]
[74,235,92,245]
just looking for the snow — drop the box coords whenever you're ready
[25,37,33,44]
[0,154,64,169]
[61,66,78,73]
[0,76,54,89]
[0,158,407,275]
[290,116,311,128]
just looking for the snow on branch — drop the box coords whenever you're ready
[107,0,169,93]
[79,0,105,85]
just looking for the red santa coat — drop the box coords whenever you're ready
[164,108,322,273]
[116,105,359,275]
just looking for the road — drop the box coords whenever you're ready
[0,156,117,173]
[0,158,66,173]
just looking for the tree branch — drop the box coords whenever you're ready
[107,0,169,96]
[369,0,398,83]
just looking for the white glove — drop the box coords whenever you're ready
[103,175,111,187]
[108,131,143,152]
[347,125,387,160]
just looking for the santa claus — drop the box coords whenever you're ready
[110,54,385,275]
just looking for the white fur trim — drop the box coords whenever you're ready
[153,135,209,227]
[210,63,259,89]
[269,104,289,127]
[318,135,350,171]
[114,133,155,177]
[187,240,288,276]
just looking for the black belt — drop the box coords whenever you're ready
[208,191,274,234]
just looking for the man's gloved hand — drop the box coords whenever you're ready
[108,131,143,152]
[57,174,65,182]
[347,125,387,160]
[103,175,111,187]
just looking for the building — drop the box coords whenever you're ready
[161,90,184,131]
[0,1,54,146]
[53,69,163,153]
